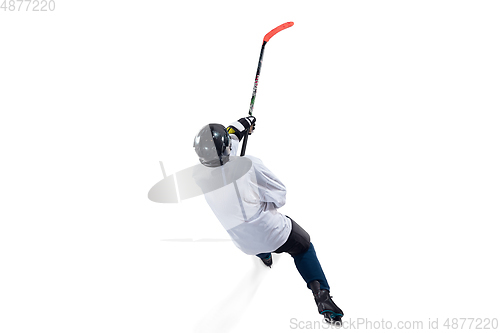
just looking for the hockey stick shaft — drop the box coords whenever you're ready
[240,22,294,156]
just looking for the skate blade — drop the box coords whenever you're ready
[323,313,343,326]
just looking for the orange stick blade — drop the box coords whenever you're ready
[263,22,294,42]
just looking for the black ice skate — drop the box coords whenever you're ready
[260,254,272,268]
[309,280,343,325]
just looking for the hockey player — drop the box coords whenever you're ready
[193,117,344,325]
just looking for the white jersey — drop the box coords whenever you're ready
[203,136,292,255]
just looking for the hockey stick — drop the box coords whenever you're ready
[240,21,294,156]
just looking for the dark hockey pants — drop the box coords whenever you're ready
[256,216,330,291]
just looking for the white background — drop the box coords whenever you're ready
[1,1,499,332]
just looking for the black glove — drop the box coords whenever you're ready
[226,116,256,141]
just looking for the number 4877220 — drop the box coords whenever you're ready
[1,0,55,11]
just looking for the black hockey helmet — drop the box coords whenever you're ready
[193,123,232,167]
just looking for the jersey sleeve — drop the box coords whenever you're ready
[229,134,239,156]
[249,156,287,208]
